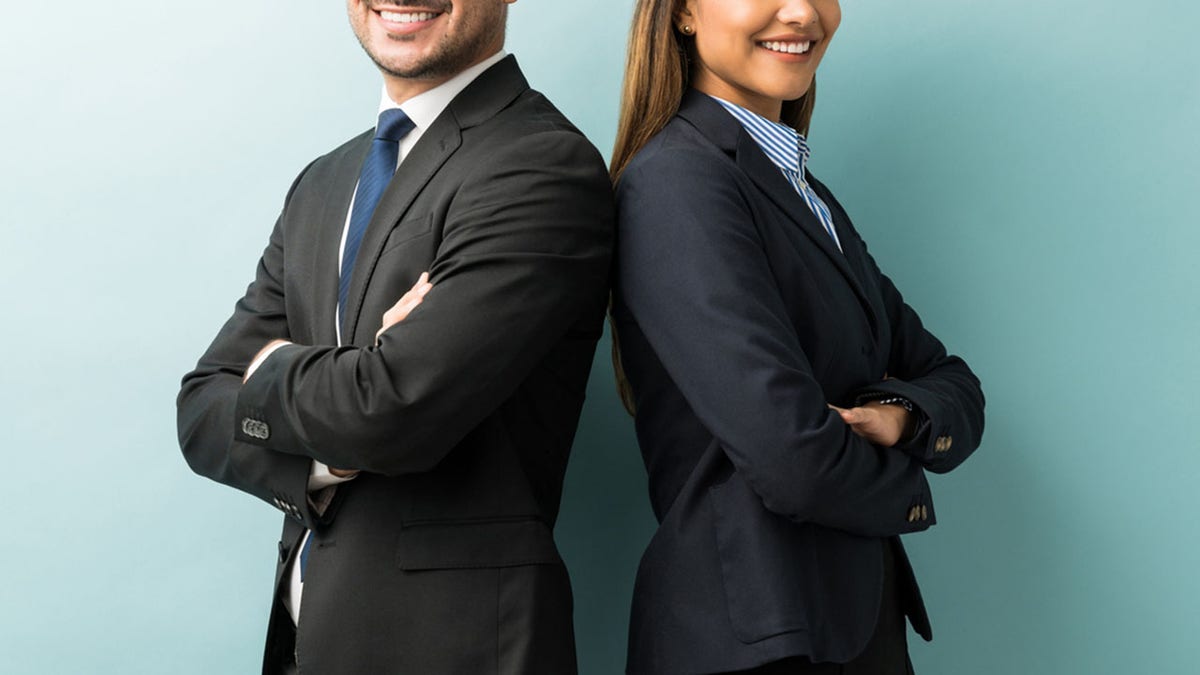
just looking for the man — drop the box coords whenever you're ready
[176,1,613,672]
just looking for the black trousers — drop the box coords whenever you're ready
[725,540,915,675]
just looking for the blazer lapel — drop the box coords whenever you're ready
[311,131,372,346]
[677,91,879,338]
[807,175,880,303]
[339,56,530,345]
[341,119,463,345]
[734,138,859,280]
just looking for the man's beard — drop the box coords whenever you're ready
[357,0,500,81]
[363,31,493,81]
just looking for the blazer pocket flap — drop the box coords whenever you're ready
[382,213,435,252]
[397,519,561,571]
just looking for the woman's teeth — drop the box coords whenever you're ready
[759,41,813,55]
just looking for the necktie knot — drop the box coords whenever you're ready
[376,108,415,143]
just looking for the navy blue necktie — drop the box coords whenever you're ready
[337,108,416,334]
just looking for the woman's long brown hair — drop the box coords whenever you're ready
[610,0,818,415]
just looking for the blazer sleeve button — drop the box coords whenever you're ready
[241,418,271,441]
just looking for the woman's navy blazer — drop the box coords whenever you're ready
[612,91,986,674]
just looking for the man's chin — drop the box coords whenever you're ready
[368,46,438,78]
[377,58,446,81]
[375,47,482,83]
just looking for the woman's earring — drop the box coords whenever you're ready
[680,25,695,35]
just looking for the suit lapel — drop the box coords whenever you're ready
[807,176,876,294]
[339,56,529,345]
[312,132,371,346]
[734,137,863,287]
[677,91,879,339]
[341,119,463,345]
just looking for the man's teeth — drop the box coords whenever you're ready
[380,11,438,23]
[760,41,813,55]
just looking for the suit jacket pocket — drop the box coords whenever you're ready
[396,518,561,571]
[381,213,435,253]
[710,475,810,643]
[710,473,883,650]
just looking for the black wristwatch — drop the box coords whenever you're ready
[871,396,914,413]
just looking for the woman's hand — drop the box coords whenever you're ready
[375,272,433,344]
[829,402,912,448]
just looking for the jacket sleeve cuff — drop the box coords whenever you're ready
[230,442,328,530]
[233,343,308,454]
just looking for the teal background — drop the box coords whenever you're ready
[1,0,1196,672]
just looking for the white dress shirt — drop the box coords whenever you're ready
[244,50,508,625]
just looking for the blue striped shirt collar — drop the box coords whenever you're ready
[709,95,811,177]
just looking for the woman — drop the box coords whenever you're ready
[610,1,986,673]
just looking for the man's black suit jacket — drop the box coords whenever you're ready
[612,91,985,674]
[177,57,614,675]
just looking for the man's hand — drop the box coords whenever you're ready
[376,272,433,344]
[829,402,913,448]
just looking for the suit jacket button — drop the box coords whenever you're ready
[278,541,289,563]
[241,418,270,441]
